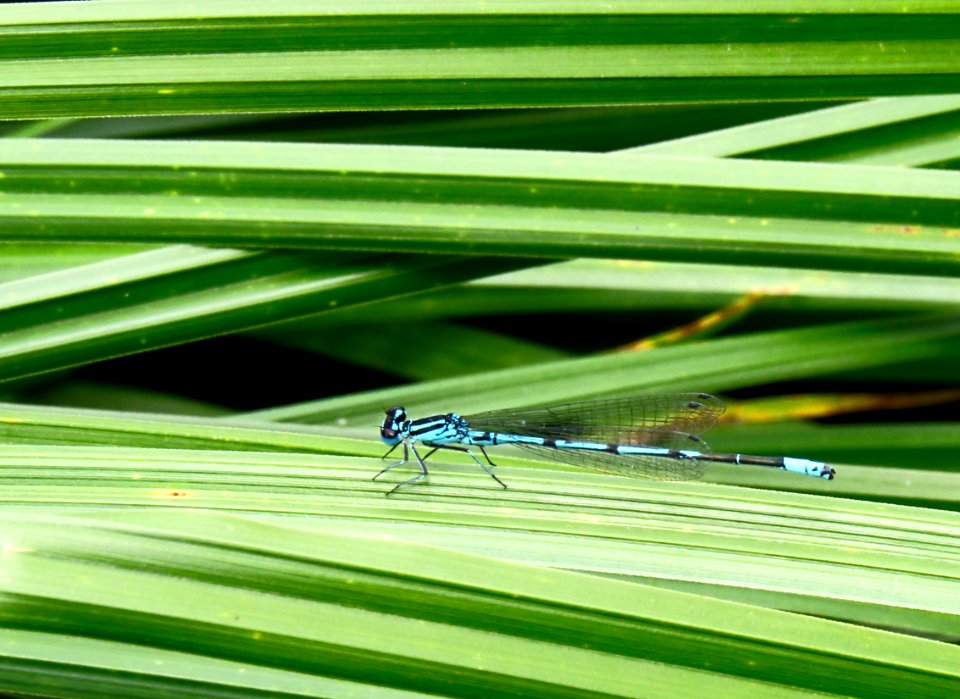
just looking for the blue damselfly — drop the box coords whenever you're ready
[376,393,835,494]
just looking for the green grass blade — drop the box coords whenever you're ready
[627,95,960,161]
[0,251,531,382]
[1,139,958,275]
[0,245,254,312]
[263,321,566,381]
[0,628,430,699]
[1,2,960,117]
[1,243,151,282]
[23,380,233,417]
[74,104,816,151]
[0,506,958,697]
[0,402,362,454]
[250,313,960,423]
[305,259,960,333]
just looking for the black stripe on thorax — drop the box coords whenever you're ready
[409,416,449,436]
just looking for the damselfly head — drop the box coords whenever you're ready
[380,406,407,445]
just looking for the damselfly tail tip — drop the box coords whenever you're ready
[783,457,835,480]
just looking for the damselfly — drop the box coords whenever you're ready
[375,393,835,494]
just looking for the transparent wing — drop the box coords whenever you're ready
[512,431,709,481]
[466,393,724,446]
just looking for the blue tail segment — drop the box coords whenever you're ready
[783,457,835,479]
[375,393,836,494]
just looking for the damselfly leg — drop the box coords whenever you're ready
[376,441,506,492]
[373,442,430,495]
[422,444,506,489]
